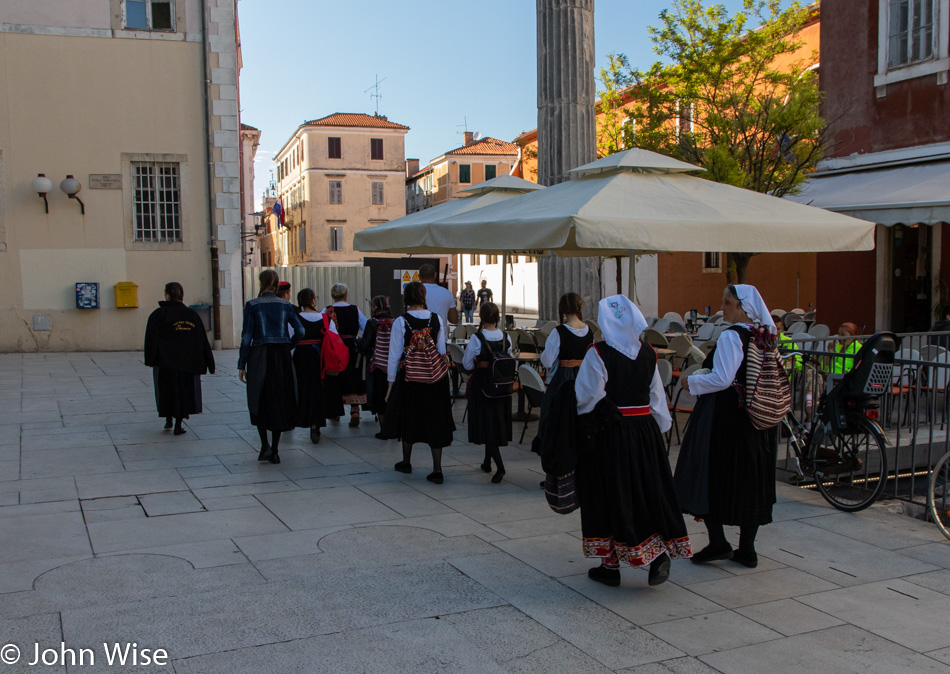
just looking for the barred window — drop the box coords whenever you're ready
[888,0,935,67]
[133,162,181,242]
[703,252,722,272]
[329,180,342,204]
[371,181,384,205]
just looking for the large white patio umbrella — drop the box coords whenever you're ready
[353,174,543,255]
[424,149,876,256]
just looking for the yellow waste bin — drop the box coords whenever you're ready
[114,282,138,308]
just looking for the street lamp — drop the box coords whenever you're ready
[32,174,53,213]
[60,175,85,214]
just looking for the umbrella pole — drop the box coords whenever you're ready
[502,252,508,328]
[628,250,637,303]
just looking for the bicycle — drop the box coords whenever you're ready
[780,332,899,512]
[928,451,950,540]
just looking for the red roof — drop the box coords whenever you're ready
[444,137,519,156]
[240,122,259,131]
[303,112,409,130]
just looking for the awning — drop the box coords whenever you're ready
[788,161,950,226]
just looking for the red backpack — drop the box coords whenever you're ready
[320,309,350,378]
[401,314,448,384]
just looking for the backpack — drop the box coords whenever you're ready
[371,318,394,373]
[475,332,517,398]
[736,325,791,430]
[402,314,448,384]
[320,309,350,378]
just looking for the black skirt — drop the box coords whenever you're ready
[246,343,298,432]
[293,344,326,430]
[466,369,513,447]
[674,387,777,527]
[577,406,692,566]
[531,365,580,458]
[380,371,455,448]
[366,367,388,415]
[153,368,202,419]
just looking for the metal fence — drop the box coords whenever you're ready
[243,266,372,316]
[777,330,950,508]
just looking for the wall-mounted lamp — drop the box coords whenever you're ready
[60,175,85,214]
[32,174,53,213]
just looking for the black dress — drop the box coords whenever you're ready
[293,314,327,431]
[324,305,367,416]
[466,332,513,447]
[533,324,594,457]
[382,313,456,448]
[673,326,777,526]
[577,343,692,567]
[144,301,215,420]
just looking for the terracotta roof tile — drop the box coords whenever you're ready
[444,137,519,156]
[303,112,409,130]
[240,122,259,131]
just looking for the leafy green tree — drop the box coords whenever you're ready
[598,0,824,282]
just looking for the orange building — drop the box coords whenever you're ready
[513,6,821,318]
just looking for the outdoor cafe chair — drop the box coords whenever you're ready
[643,328,669,348]
[533,330,548,348]
[452,325,467,340]
[584,318,601,334]
[802,310,817,323]
[808,323,831,339]
[653,318,671,333]
[708,312,723,323]
[788,321,808,334]
[538,320,558,335]
[667,364,701,452]
[663,312,684,325]
[517,365,546,443]
[688,346,705,368]
[920,345,949,362]
[645,316,658,328]
[668,320,688,333]
[464,324,479,338]
[447,343,468,406]
[783,312,802,330]
[516,329,539,353]
[656,357,673,389]
[699,340,716,357]
[695,322,716,342]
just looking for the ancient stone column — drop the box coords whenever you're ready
[536,0,602,320]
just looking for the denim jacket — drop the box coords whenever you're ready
[237,293,305,370]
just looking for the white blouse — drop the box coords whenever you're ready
[386,310,447,383]
[540,324,590,383]
[574,347,672,434]
[462,328,511,371]
[687,326,746,396]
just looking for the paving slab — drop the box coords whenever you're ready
[76,469,188,499]
[0,613,66,674]
[449,551,684,670]
[685,567,841,609]
[255,485,401,530]
[0,511,91,563]
[139,491,205,516]
[20,446,123,479]
[644,609,783,656]
[87,505,289,553]
[700,624,950,673]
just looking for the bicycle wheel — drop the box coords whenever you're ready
[928,451,950,541]
[814,419,888,512]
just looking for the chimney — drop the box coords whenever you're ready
[406,159,420,178]
[463,131,474,146]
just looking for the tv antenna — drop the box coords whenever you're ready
[364,75,388,115]
[456,116,470,134]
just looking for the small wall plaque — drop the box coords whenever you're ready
[89,174,122,189]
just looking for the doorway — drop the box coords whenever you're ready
[890,225,932,332]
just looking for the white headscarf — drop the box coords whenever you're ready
[598,294,649,359]
[732,284,776,334]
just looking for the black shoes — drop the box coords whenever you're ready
[394,461,412,474]
[731,549,758,568]
[258,446,272,462]
[648,553,671,586]
[268,452,281,464]
[310,426,321,444]
[588,564,621,587]
[690,544,734,564]
[480,461,492,473]
[491,470,506,484]
[164,418,173,430]
[426,472,444,484]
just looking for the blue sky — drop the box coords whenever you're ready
[238,0,760,208]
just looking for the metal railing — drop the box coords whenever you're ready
[777,330,950,508]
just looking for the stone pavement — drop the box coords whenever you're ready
[0,350,949,673]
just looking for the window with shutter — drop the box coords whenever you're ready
[371,138,384,160]
[328,137,341,159]
[329,181,342,204]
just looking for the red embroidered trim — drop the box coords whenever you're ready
[582,534,693,567]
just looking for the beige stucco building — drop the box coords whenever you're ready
[262,113,408,266]
[240,122,261,267]
[0,0,245,352]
